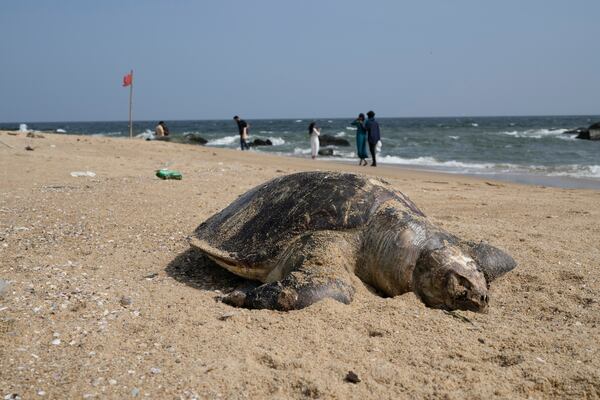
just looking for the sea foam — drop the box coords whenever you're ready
[206,135,238,146]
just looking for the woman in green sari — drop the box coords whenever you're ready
[351,113,368,166]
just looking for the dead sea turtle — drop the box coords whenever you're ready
[190,171,516,312]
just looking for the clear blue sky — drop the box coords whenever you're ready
[1,0,598,122]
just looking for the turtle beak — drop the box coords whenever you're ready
[446,272,489,312]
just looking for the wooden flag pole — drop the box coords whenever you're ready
[128,69,134,139]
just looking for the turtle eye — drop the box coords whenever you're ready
[456,291,468,300]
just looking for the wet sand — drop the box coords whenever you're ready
[1,130,599,399]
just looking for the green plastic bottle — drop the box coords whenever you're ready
[155,169,182,180]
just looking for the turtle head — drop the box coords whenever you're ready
[413,245,489,312]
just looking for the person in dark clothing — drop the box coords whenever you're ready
[233,115,250,150]
[364,110,381,166]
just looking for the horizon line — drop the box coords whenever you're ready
[1,113,599,125]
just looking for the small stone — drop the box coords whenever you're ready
[51,339,61,346]
[36,390,45,396]
[536,357,546,364]
[119,296,132,307]
[150,367,161,374]
[345,371,361,384]
[108,379,117,385]
[0,279,11,297]
[219,311,237,321]
[4,394,22,400]
[478,338,485,344]
[144,272,158,279]
[131,388,140,397]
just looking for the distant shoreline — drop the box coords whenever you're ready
[3,129,599,190]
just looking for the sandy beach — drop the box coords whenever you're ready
[1,130,599,399]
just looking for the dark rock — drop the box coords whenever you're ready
[25,145,34,151]
[318,148,334,156]
[319,134,350,147]
[588,122,600,140]
[345,371,361,384]
[250,138,273,147]
[576,131,591,140]
[183,133,208,145]
[563,127,588,135]
[571,122,600,140]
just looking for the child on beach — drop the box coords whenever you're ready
[308,121,320,159]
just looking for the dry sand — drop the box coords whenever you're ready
[0,130,599,399]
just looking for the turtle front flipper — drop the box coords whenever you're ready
[222,231,357,311]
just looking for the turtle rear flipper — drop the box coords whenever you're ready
[222,231,357,311]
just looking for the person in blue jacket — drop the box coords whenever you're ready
[351,113,368,166]
[365,110,380,167]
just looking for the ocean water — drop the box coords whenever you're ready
[3,116,600,188]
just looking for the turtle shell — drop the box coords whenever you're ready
[191,171,423,273]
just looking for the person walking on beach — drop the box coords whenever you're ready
[308,121,321,159]
[365,110,381,167]
[351,113,368,166]
[233,116,250,150]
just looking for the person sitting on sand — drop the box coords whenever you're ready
[155,121,166,137]
[155,121,164,137]
[308,121,321,160]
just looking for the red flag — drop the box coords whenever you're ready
[122,72,132,87]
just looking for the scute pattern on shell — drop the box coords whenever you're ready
[193,172,424,267]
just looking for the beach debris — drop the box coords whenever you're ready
[26,132,45,139]
[155,169,182,180]
[485,181,504,187]
[345,371,361,384]
[25,145,34,151]
[443,310,473,324]
[3,394,22,400]
[368,329,384,337]
[0,279,10,297]
[119,296,133,307]
[143,272,158,280]
[219,311,237,321]
[70,171,96,178]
